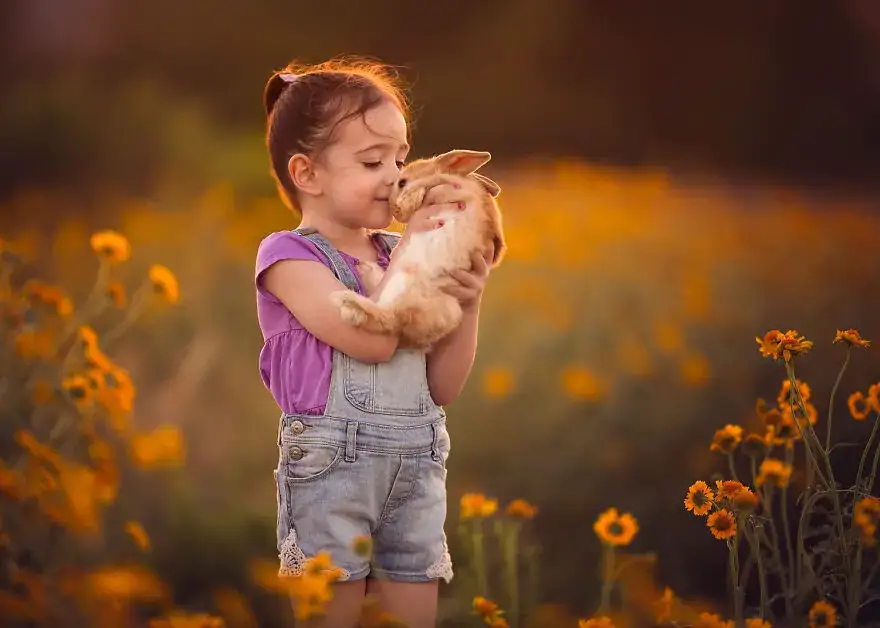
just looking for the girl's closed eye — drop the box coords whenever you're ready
[363,160,406,170]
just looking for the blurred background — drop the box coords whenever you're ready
[3,0,880,625]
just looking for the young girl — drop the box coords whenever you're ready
[255,58,492,628]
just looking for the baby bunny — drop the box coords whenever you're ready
[331,149,506,350]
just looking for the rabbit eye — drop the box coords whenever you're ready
[397,179,407,189]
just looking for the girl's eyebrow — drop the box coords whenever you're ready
[356,142,409,154]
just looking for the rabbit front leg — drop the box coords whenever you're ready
[330,290,399,334]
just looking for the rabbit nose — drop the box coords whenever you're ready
[397,179,407,189]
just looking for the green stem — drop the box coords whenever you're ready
[749,524,769,620]
[472,519,488,598]
[524,543,539,621]
[826,348,851,451]
[102,281,151,348]
[502,520,521,627]
[855,412,880,495]
[728,453,739,482]
[731,527,744,628]
[781,447,796,595]
[599,545,615,614]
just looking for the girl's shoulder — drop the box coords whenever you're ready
[255,230,325,273]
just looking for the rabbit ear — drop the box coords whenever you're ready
[434,150,492,175]
[471,173,501,197]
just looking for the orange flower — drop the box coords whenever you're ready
[593,507,639,547]
[868,383,880,413]
[709,425,743,454]
[695,612,733,628]
[732,487,759,512]
[833,329,870,349]
[714,480,747,503]
[706,509,737,540]
[756,458,792,489]
[756,329,813,362]
[848,392,871,420]
[741,432,770,458]
[808,600,837,628]
[579,618,616,628]
[106,281,127,308]
[782,401,818,427]
[124,521,150,552]
[854,496,880,545]
[90,230,131,264]
[684,481,714,516]
[460,493,498,519]
[505,499,538,519]
[777,378,811,406]
[148,264,180,304]
[653,587,675,624]
[482,367,514,398]
[745,619,772,628]
[561,366,605,401]
[472,596,502,622]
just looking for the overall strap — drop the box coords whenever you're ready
[292,228,361,293]
[371,229,402,257]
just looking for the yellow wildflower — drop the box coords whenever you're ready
[149,264,180,304]
[579,618,615,628]
[505,499,538,519]
[684,481,714,516]
[593,507,639,547]
[107,281,127,308]
[561,366,604,401]
[148,611,225,628]
[709,425,743,454]
[808,600,837,628]
[706,509,737,540]
[130,425,186,469]
[849,391,871,420]
[90,230,131,264]
[756,458,792,488]
[125,521,151,552]
[460,493,498,519]
[777,378,811,406]
[756,329,813,362]
[833,329,870,349]
[482,367,514,397]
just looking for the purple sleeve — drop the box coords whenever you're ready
[255,231,326,302]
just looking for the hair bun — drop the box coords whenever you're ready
[264,72,297,117]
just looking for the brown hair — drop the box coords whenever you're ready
[264,56,411,211]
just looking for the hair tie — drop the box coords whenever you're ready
[279,73,298,83]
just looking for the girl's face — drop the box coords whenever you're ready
[314,99,410,230]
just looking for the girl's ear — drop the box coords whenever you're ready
[434,150,492,175]
[288,154,321,196]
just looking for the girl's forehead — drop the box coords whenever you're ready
[336,101,407,149]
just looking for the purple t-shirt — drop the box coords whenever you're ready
[254,231,392,415]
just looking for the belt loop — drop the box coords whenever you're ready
[430,422,441,462]
[345,421,358,462]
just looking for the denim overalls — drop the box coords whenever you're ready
[274,228,453,583]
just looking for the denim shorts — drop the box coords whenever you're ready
[274,413,453,583]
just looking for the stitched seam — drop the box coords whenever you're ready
[375,455,421,530]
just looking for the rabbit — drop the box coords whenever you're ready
[331,149,506,351]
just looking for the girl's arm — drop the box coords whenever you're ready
[263,260,399,364]
[426,301,481,406]
[426,250,491,406]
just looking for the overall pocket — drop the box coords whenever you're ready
[342,350,429,415]
[279,440,343,483]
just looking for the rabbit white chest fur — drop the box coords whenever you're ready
[331,149,505,350]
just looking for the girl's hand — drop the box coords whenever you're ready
[405,182,467,234]
[442,248,493,310]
